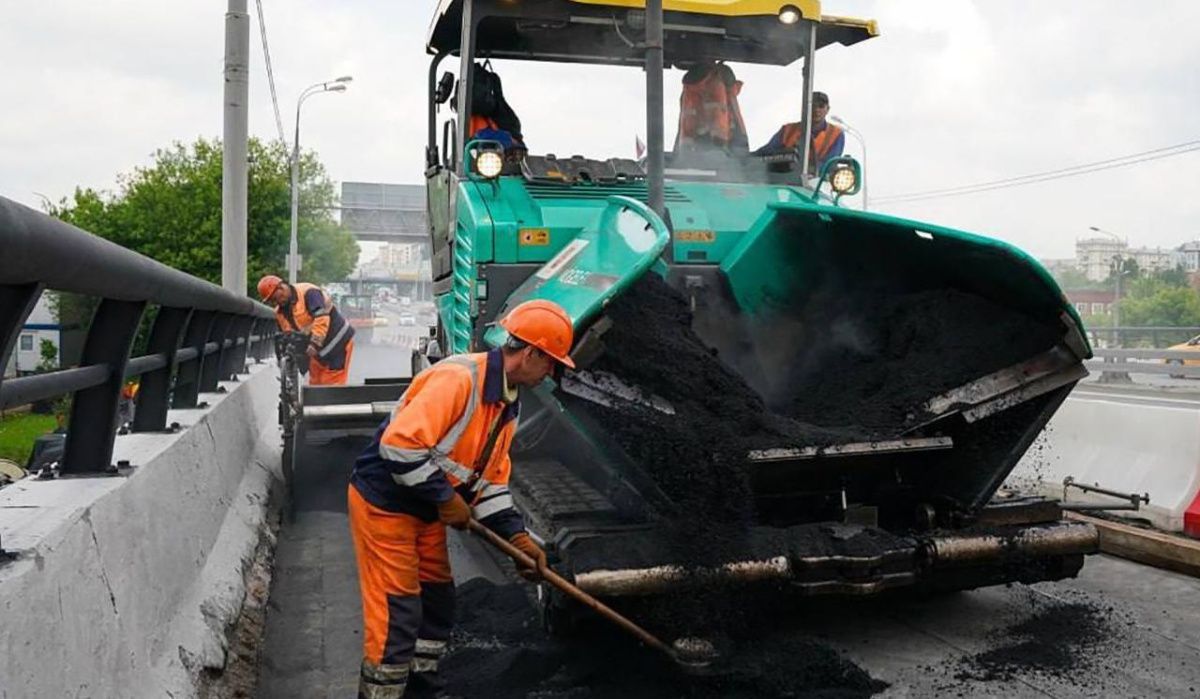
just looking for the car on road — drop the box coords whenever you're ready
[1166,333,1200,378]
[397,311,416,326]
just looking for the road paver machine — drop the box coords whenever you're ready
[291,0,1099,623]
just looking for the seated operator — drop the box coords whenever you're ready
[675,62,749,154]
[465,63,526,156]
[754,91,844,175]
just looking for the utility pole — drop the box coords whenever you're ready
[222,0,250,296]
[645,0,665,220]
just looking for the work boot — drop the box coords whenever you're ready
[405,671,459,699]
[358,659,409,699]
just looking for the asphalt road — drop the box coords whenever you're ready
[258,428,1200,698]
[257,340,1200,698]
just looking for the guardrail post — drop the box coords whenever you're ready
[254,319,275,361]
[132,306,192,432]
[0,282,44,392]
[200,313,235,391]
[173,310,215,409]
[223,315,255,379]
[61,299,146,474]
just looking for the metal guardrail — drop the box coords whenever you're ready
[0,196,276,475]
[1086,326,1200,349]
[1086,348,1200,379]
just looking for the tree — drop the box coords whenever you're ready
[1051,267,1098,291]
[37,339,58,372]
[1119,286,1200,327]
[46,137,358,296]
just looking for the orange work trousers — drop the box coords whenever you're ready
[348,483,454,698]
[309,338,354,386]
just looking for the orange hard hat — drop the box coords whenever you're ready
[257,275,283,302]
[500,300,576,369]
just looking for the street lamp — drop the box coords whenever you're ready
[1090,226,1126,331]
[288,75,353,283]
[828,114,867,209]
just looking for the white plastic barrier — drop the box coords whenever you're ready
[0,363,281,698]
[1011,388,1200,536]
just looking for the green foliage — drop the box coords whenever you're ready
[1119,285,1200,327]
[1052,267,1103,291]
[46,137,358,297]
[37,339,58,372]
[0,413,57,465]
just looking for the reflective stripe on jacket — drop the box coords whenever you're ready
[350,349,524,538]
[275,282,355,369]
[775,121,844,170]
[676,63,748,151]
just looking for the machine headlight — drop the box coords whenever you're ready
[475,150,504,179]
[778,5,802,24]
[830,164,858,195]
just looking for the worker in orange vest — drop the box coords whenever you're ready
[347,299,575,699]
[675,62,748,153]
[257,275,356,386]
[755,91,845,175]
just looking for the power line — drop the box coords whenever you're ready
[874,139,1200,204]
[254,0,287,145]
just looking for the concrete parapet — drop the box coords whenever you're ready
[0,362,281,698]
[1011,387,1200,535]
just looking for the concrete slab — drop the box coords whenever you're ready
[0,362,283,699]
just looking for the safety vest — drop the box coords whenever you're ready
[351,350,523,535]
[677,64,747,150]
[779,121,843,168]
[470,115,498,137]
[274,282,354,366]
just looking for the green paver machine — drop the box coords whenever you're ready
[411,0,1098,614]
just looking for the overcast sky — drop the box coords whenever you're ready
[2,0,1197,260]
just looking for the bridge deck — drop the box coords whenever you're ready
[256,351,1200,698]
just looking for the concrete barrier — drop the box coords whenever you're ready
[0,362,281,698]
[1011,387,1200,536]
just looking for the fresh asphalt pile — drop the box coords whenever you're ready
[775,287,1061,430]
[955,599,1114,683]
[582,274,1059,559]
[441,578,887,699]
[447,274,1065,697]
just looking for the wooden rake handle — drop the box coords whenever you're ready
[466,519,673,657]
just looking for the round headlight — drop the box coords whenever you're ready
[830,166,858,195]
[476,151,504,179]
[778,5,801,24]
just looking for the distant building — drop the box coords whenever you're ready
[1128,246,1182,275]
[1076,237,1127,282]
[1179,240,1200,272]
[1075,237,1184,281]
[1063,289,1117,318]
[4,296,60,377]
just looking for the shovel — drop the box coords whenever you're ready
[466,519,714,672]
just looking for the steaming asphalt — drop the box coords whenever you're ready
[256,339,1200,698]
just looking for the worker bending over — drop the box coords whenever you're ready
[257,275,356,386]
[348,299,575,699]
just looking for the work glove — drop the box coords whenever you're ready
[437,493,471,530]
[508,531,547,581]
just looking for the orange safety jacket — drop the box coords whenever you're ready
[349,349,524,538]
[274,282,355,369]
[677,63,747,151]
[470,115,498,137]
[777,121,844,169]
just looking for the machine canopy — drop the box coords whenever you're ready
[427,0,878,67]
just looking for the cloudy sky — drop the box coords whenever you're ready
[2,0,1198,259]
